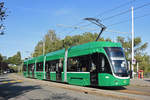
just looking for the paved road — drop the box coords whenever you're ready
[0,74,120,100]
[130,78,150,87]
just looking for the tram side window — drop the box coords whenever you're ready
[59,59,63,72]
[49,60,57,72]
[45,61,51,72]
[45,60,60,72]
[31,64,34,71]
[86,53,111,74]
[51,60,59,72]
[100,54,111,74]
[67,58,77,72]
[51,62,56,71]
[92,53,111,74]
[36,62,43,71]
[104,57,111,73]
[28,64,31,71]
[67,55,90,72]
[23,64,27,71]
[67,53,111,73]
[77,55,90,72]
[28,64,34,71]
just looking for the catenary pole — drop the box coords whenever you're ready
[64,49,68,82]
[131,6,135,79]
[137,62,139,74]
[43,38,45,55]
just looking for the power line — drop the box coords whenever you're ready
[107,19,129,27]
[62,11,150,36]
[78,2,150,29]
[62,1,150,37]
[102,9,130,21]
[76,0,137,25]
[58,11,150,35]
[95,0,137,18]
[70,0,137,27]
[57,24,131,34]
[59,0,137,35]
[96,2,150,21]
[107,12,150,27]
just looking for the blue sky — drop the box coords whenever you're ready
[0,0,150,59]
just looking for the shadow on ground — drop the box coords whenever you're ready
[86,86,127,90]
[144,80,150,82]
[0,77,6,80]
[0,79,15,82]
[44,79,127,91]
[0,82,41,99]
[51,93,78,100]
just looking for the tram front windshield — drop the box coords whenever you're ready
[104,47,129,77]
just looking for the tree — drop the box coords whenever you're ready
[134,53,150,73]
[116,36,150,73]
[33,40,43,57]
[0,53,3,62]
[44,30,60,53]
[0,53,9,74]
[33,31,110,57]
[117,36,148,60]
[7,51,22,65]
[0,2,7,35]
[33,30,60,57]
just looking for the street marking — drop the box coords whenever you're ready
[17,80,23,82]
[0,80,23,84]
[9,81,17,83]
[2,81,9,84]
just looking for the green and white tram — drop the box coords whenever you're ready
[23,41,130,86]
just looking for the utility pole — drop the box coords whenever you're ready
[43,38,45,55]
[131,6,135,79]
[128,61,130,70]
[137,62,139,77]
[64,49,68,82]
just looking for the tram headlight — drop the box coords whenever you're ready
[105,76,109,79]
[114,80,118,85]
[123,80,126,84]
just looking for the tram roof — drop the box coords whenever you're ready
[70,41,121,49]
[67,41,122,57]
[46,49,65,61]
[24,57,37,64]
[23,41,121,63]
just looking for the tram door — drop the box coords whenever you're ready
[32,64,34,78]
[90,53,99,86]
[56,60,62,81]
[90,65,98,86]
[46,63,50,80]
[27,64,30,77]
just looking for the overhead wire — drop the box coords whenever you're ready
[94,0,137,18]
[70,0,137,26]
[82,1,150,28]
[61,0,137,35]
[65,11,150,36]
[59,0,150,36]
[76,12,150,32]
[63,1,150,39]
[103,2,150,21]
[107,12,150,27]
